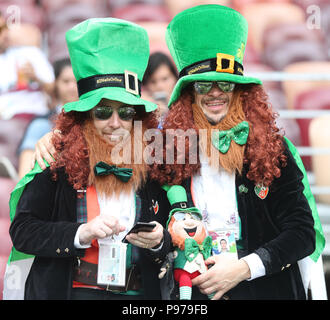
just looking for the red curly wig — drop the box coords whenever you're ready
[50,110,89,193]
[149,84,287,187]
[50,107,158,195]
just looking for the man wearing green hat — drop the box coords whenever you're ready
[150,4,324,300]
[7,18,172,300]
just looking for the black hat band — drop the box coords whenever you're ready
[77,71,141,97]
[179,57,244,79]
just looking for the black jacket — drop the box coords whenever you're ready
[9,168,171,300]
[164,140,316,300]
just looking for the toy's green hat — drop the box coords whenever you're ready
[163,185,202,228]
[166,5,262,107]
[63,18,157,113]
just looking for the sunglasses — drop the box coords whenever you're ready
[193,81,235,95]
[93,105,137,121]
[173,211,202,222]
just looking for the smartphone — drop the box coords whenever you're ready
[122,222,156,243]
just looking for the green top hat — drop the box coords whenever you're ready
[166,5,262,107]
[63,18,157,113]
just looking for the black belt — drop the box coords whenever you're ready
[73,258,142,293]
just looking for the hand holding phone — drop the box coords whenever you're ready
[122,222,156,243]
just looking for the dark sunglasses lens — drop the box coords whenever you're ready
[194,82,213,94]
[118,106,136,121]
[217,82,235,92]
[93,106,113,120]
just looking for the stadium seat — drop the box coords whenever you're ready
[0,157,18,181]
[46,3,104,27]
[293,0,330,10]
[40,0,70,13]
[1,0,35,5]
[294,88,330,170]
[139,21,168,52]
[45,3,105,62]
[41,0,104,13]
[108,0,164,9]
[309,115,330,205]
[277,117,301,147]
[320,3,330,59]
[0,219,11,256]
[243,62,302,145]
[243,44,261,64]
[244,62,280,91]
[233,0,292,12]
[282,62,330,110]
[240,2,306,53]
[0,117,31,170]
[0,215,12,300]
[267,88,302,146]
[262,23,327,70]
[111,4,171,22]
[48,43,70,65]
[164,0,231,18]
[0,177,15,300]
[263,23,324,51]
[47,23,73,62]
[263,40,327,71]
[0,2,45,31]
[0,255,9,300]
[149,43,171,56]
[0,177,16,219]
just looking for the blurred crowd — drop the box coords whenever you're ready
[0,0,330,299]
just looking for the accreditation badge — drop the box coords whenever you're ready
[210,229,238,260]
[97,242,127,287]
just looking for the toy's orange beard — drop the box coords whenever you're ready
[168,218,207,251]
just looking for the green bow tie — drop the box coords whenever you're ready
[94,161,133,183]
[184,236,212,262]
[212,121,249,154]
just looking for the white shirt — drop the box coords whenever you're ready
[192,155,265,280]
[192,155,240,238]
[74,189,135,248]
[97,189,136,243]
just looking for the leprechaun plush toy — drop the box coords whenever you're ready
[162,185,212,300]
